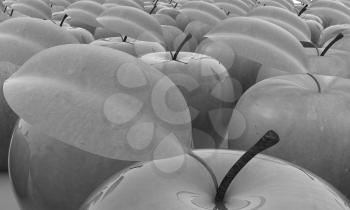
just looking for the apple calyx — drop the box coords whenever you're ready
[214,130,279,204]
[149,0,159,14]
[320,33,344,56]
[60,14,69,27]
[171,33,192,61]
[298,4,308,16]
[306,73,321,93]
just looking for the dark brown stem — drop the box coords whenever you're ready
[320,33,344,56]
[122,35,127,42]
[3,6,7,13]
[174,2,178,8]
[215,130,279,203]
[306,73,321,93]
[172,33,192,60]
[10,8,13,16]
[149,0,159,14]
[298,4,308,16]
[60,14,68,27]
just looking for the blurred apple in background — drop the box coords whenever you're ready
[54,0,105,33]
[141,36,235,149]
[90,36,165,57]
[0,17,78,171]
[228,73,350,198]
[81,131,350,210]
[196,16,308,101]
[4,44,193,209]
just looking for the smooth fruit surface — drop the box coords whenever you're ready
[9,119,136,210]
[81,149,350,210]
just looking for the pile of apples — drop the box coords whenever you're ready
[0,0,350,209]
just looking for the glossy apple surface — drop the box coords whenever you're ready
[141,52,235,149]
[228,74,350,198]
[9,119,136,210]
[81,149,350,210]
[0,17,78,171]
[0,62,18,171]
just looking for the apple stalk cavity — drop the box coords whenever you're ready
[215,130,279,203]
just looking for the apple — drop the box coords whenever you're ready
[57,0,105,33]
[153,13,177,26]
[161,25,186,51]
[183,20,211,43]
[214,0,250,14]
[90,36,165,57]
[307,33,350,78]
[4,43,193,161]
[5,0,52,19]
[81,131,350,210]
[141,35,235,149]
[228,73,350,198]
[0,17,78,171]
[5,44,193,209]
[96,6,165,44]
[213,2,247,17]
[0,62,18,171]
[102,0,144,10]
[247,6,311,41]
[94,26,120,39]
[8,119,136,210]
[196,17,308,100]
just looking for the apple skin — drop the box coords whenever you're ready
[196,39,261,101]
[90,37,165,57]
[81,149,350,210]
[0,62,18,171]
[307,49,350,79]
[140,52,235,149]
[228,74,350,198]
[9,119,136,210]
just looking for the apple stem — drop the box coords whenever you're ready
[188,151,218,189]
[214,130,279,203]
[150,0,159,14]
[174,2,178,8]
[300,41,320,56]
[10,8,13,16]
[60,14,69,27]
[298,4,308,16]
[172,33,192,60]
[122,35,127,42]
[306,73,321,93]
[320,33,344,56]
[3,6,7,13]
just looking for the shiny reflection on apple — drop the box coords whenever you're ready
[9,119,136,210]
[81,150,350,210]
